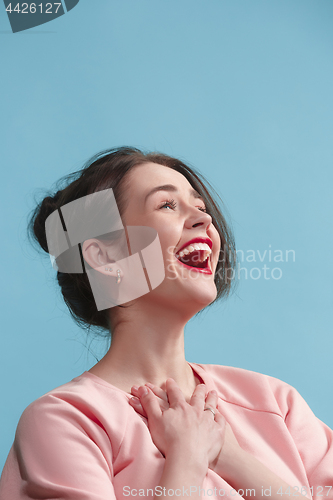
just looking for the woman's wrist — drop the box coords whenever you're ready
[212,436,244,481]
[213,447,308,500]
[165,446,208,483]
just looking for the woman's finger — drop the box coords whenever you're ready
[214,411,226,429]
[145,383,169,403]
[137,386,163,420]
[131,383,169,403]
[189,383,207,409]
[165,378,186,408]
[204,390,218,416]
[128,396,147,418]
[131,384,170,412]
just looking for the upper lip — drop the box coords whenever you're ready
[175,237,213,256]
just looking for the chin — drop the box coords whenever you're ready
[180,280,218,309]
[193,289,217,308]
[145,280,216,313]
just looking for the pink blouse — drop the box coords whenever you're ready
[0,363,332,500]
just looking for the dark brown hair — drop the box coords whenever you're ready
[28,146,236,334]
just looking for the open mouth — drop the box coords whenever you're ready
[175,243,212,274]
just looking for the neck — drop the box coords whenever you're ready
[88,299,201,399]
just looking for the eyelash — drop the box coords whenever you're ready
[159,199,207,213]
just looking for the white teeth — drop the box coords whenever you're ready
[176,242,212,263]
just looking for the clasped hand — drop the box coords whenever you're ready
[129,378,239,474]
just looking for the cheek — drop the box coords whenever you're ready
[156,227,183,275]
[162,237,178,267]
[156,224,180,253]
[211,226,221,254]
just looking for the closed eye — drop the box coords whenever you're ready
[159,199,177,210]
[159,199,207,212]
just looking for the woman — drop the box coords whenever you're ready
[0,147,332,500]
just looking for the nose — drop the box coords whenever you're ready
[184,207,212,230]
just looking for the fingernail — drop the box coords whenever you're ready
[130,397,141,405]
[132,385,139,391]
[139,386,149,396]
[145,382,154,389]
[211,390,217,396]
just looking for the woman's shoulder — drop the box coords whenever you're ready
[195,362,302,418]
[2,373,132,499]
[25,370,130,406]
[17,372,132,444]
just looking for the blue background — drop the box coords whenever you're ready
[1,0,333,471]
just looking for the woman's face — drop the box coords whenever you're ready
[121,163,221,315]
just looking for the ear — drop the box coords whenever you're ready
[81,239,122,279]
[82,238,109,268]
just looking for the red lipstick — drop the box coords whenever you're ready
[175,237,213,275]
[175,237,212,255]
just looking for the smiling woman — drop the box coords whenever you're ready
[27,147,236,333]
[0,147,332,500]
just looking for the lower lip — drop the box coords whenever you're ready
[175,258,213,275]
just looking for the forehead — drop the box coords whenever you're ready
[126,162,194,195]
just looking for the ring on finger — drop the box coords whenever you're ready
[203,406,216,417]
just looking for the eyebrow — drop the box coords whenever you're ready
[144,184,204,204]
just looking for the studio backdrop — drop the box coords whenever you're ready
[1,0,332,472]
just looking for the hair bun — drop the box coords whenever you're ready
[31,191,61,253]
